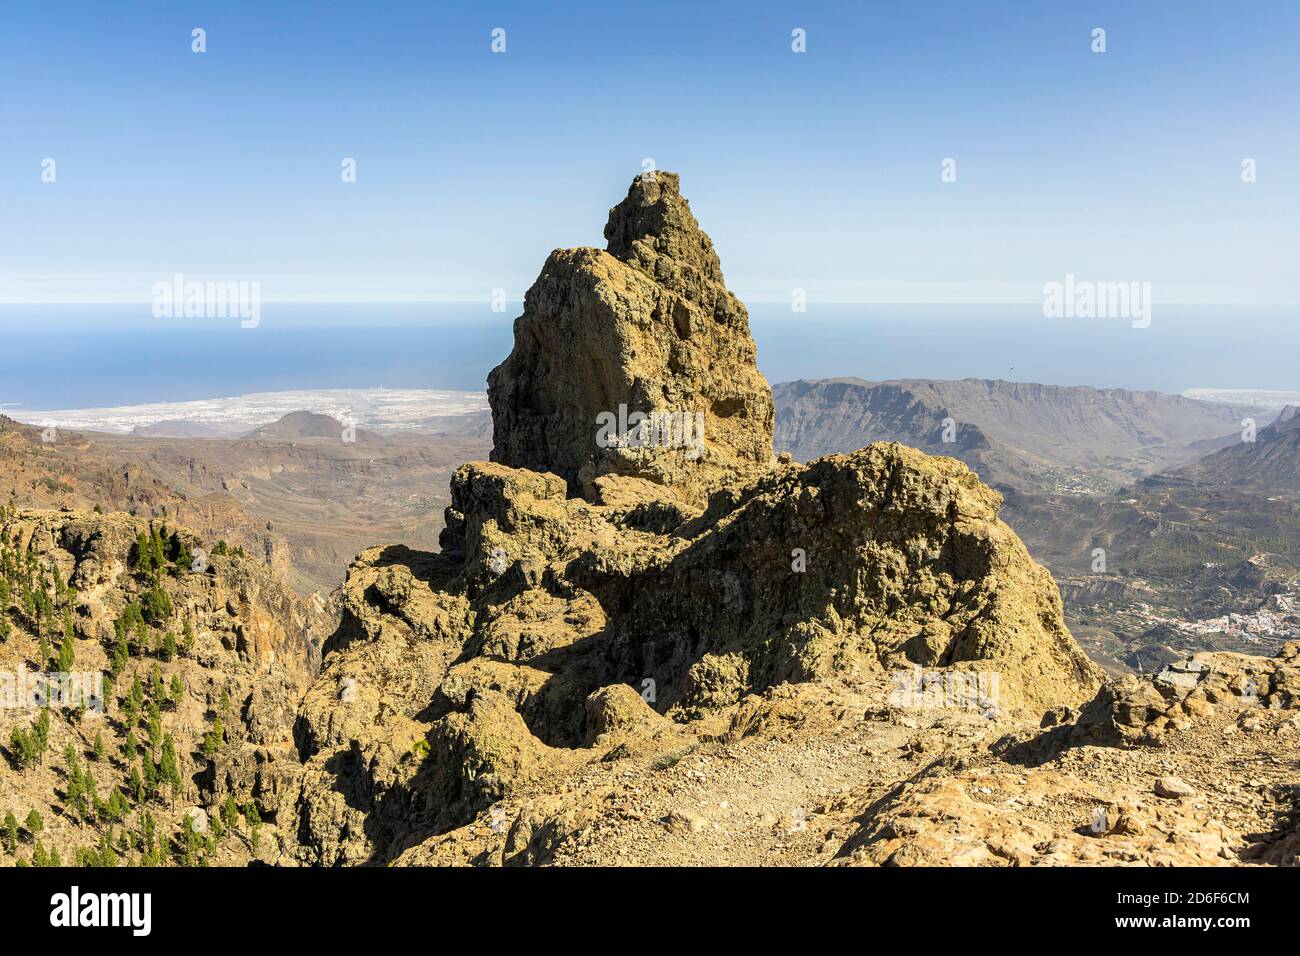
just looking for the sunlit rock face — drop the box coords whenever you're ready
[487,172,774,506]
[290,173,1102,867]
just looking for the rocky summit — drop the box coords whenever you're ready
[487,172,775,505]
[287,173,1126,866]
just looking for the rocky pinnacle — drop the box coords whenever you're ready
[487,172,775,504]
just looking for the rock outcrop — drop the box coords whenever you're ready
[487,172,774,505]
[832,642,1300,867]
[288,172,1103,865]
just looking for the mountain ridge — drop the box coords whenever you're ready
[1170,403,1300,492]
[773,376,1266,493]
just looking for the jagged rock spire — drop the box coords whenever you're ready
[487,172,775,503]
[603,171,727,300]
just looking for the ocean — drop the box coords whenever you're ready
[1,303,1296,412]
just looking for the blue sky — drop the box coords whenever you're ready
[1,0,1297,306]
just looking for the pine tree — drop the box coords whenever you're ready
[143,584,172,625]
[55,626,75,672]
[160,631,177,661]
[169,674,184,704]
[104,787,129,823]
[142,755,158,797]
[172,533,193,573]
[3,811,17,853]
[32,708,50,762]
[150,526,166,573]
[128,764,144,806]
[202,715,224,758]
[132,531,153,573]
[129,674,145,715]
[180,814,204,867]
[65,748,85,814]
[140,810,157,863]
[182,616,195,654]
[161,735,182,803]
[92,732,105,761]
[24,809,42,839]
[222,795,239,830]
[97,830,119,867]
[244,802,262,850]
[110,619,129,673]
[9,728,37,770]
[148,706,163,754]
[129,763,144,803]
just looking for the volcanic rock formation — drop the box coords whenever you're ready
[287,172,1103,864]
[487,172,775,505]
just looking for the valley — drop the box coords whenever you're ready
[774,380,1300,675]
[8,373,1294,674]
[0,412,490,597]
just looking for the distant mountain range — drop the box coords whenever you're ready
[773,377,1266,494]
[769,377,1300,674]
[1171,405,1300,493]
[6,374,1296,666]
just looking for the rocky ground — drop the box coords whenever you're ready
[391,647,1300,867]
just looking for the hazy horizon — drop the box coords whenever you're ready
[3,302,1296,413]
